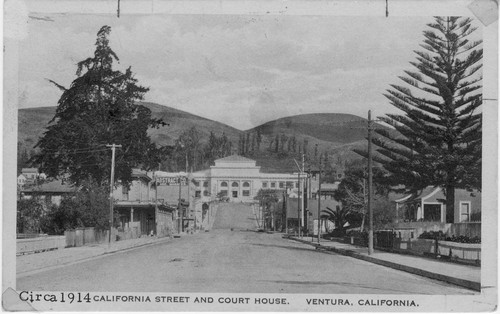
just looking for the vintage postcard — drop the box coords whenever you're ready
[2,0,498,312]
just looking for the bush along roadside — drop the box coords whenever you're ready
[418,231,480,244]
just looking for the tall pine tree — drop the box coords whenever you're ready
[372,17,482,222]
[34,26,165,186]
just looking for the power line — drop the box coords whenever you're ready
[36,144,109,152]
[39,149,110,155]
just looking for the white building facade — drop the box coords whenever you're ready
[189,155,306,203]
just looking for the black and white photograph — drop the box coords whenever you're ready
[2,0,498,312]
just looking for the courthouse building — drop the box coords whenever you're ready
[187,155,307,202]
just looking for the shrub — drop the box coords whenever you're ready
[444,235,481,244]
[17,198,45,234]
[418,231,446,240]
[419,231,481,243]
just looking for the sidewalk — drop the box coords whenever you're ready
[17,236,172,278]
[285,235,481,291]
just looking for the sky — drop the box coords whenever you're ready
[16,14,480,130]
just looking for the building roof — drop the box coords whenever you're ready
[21,168,39,173]
[394,186,440,203]
[131,169,152,181]
[214,155,255,163]
[22,179,77,194]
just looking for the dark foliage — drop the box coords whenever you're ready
[33,26,165,187]
[41,180,110,234]
[17,198,45,234]
[365,17,482,223]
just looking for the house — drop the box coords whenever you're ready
[315,182,340,200]
[17,174,27,186]
[20,179,77,206]
[113,169,176,237]
[394,187,481,224]
[20,168,47,185]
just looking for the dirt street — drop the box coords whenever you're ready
[17,230,472,294]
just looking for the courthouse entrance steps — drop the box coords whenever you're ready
[212,202,259,230]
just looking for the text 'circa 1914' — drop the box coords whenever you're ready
[18,292,289,306]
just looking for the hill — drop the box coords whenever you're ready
[243,113,389,172]
[18,105,384,173]
[249,113,369,145]
[18,102,242,149]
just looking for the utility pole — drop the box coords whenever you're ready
[178,175,183,234]
[317,161,322,243]
[367,110,374,255]
[297,171,301,238]
[106,144,122,244]
[301,153,305,233]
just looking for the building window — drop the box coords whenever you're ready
[195,191,201,198]
[271,182,276,188]
[232,191,238,198]
[286,181,294,188]
[242,181,250,197]
[220,190,228,196]
[279,182,285,189]
[193,180,200,187]
[460,201,471,222]
[221,181,228,187]
[122,186,129,200]
[203,181,209,187]
[203,190,210,196]
[295,182,299,188]
[262,182,268,188]
[232,182,239,188]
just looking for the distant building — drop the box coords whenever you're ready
[20,179,77,206]
[19,168,47,186]
[17,174,27,186]
[174,155,308,203]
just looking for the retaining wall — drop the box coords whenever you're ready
[391,238,481,262]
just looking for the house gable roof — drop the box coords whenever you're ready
[22,179,77,194]
[21,168,39,173]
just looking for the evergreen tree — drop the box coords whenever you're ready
[274,134,280,153]
[371,17,482,222]
[251,133,256,153]
[256,129,262,151]
[33,26,165,186]
[238,134,243,155]
[280,133,288,153]
[241,134,246,155]
[303,138,309,156]
[246,132,251,154]
[175,127,201,171]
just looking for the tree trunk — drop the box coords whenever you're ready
[446,185,455,223]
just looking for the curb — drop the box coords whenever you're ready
[17,237,172,278]
[285,236,480,292]
[103,237,172,255]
